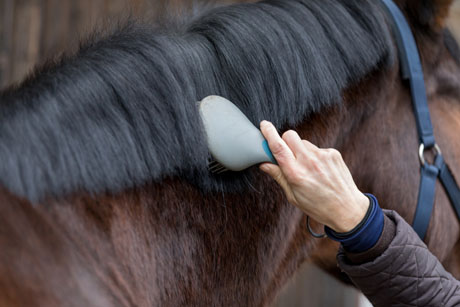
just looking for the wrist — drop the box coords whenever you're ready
[330,193,370,233]
[325,194,384,253]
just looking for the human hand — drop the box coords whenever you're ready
[259,121,369,233]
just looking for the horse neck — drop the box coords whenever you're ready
[1,87,373,305]
[5,52,452,306]
[1,171,318,306]
[0,61,373,307]
[423,32,460,266]
[8,37,460,306]
[336,31,460,270]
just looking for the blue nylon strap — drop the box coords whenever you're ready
[380,0,435,148]
[438,157,460,220]
[411,78,436,147]
[412,160,440,240]
[381,0,460,241]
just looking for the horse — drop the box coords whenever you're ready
[0,0,459,305]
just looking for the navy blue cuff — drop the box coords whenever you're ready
[325,194,384,253]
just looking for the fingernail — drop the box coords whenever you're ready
[261,120,268,126]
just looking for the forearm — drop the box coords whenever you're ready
[336,209,460,307]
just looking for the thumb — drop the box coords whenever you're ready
[259,163,296,204]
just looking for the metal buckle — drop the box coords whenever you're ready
[419,143,442,166]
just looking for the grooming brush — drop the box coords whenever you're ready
[198,95,277,174]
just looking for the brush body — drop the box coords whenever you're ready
[199,96,276,172]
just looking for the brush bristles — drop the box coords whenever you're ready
[208,160,229,174]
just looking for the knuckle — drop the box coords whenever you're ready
[307,157,324,174]
[310,157,321,168]
[327,148,342,160]
[286,167,304,184]
[301,140,314,153]
[318,148,334,159]
[282,130,297,140]
[273,170,284,182]
[314,148,326,158]
[270,144,293,165]
[270,142,284,155]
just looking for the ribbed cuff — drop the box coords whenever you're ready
[343,214,396,264]
[325,194,384,253]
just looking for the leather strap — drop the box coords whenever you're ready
[381,0,460,240]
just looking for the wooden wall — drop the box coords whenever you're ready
[2,0,118,87]
[448,0,460,43]
[0,0,244,88]
[2,0,460,89]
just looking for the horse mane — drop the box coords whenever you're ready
[0,0,392,202]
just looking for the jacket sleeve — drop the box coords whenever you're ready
[337,209,460,307]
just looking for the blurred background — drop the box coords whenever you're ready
[1,0,460,306]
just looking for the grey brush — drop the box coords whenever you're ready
[199,95,277,173]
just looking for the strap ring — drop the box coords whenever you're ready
[306,216,327,239]
[419,143,442,166]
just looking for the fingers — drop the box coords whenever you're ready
[260,121,295,165]
[301,139,319,153]
[259,163,284,184]
[259,163,297,205]
[261,121,320,161]
[281,130,305,158]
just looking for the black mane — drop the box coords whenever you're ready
[0,0,392,201]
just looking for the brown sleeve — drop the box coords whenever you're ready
[343,214,396,264]
[336,210,460,307]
